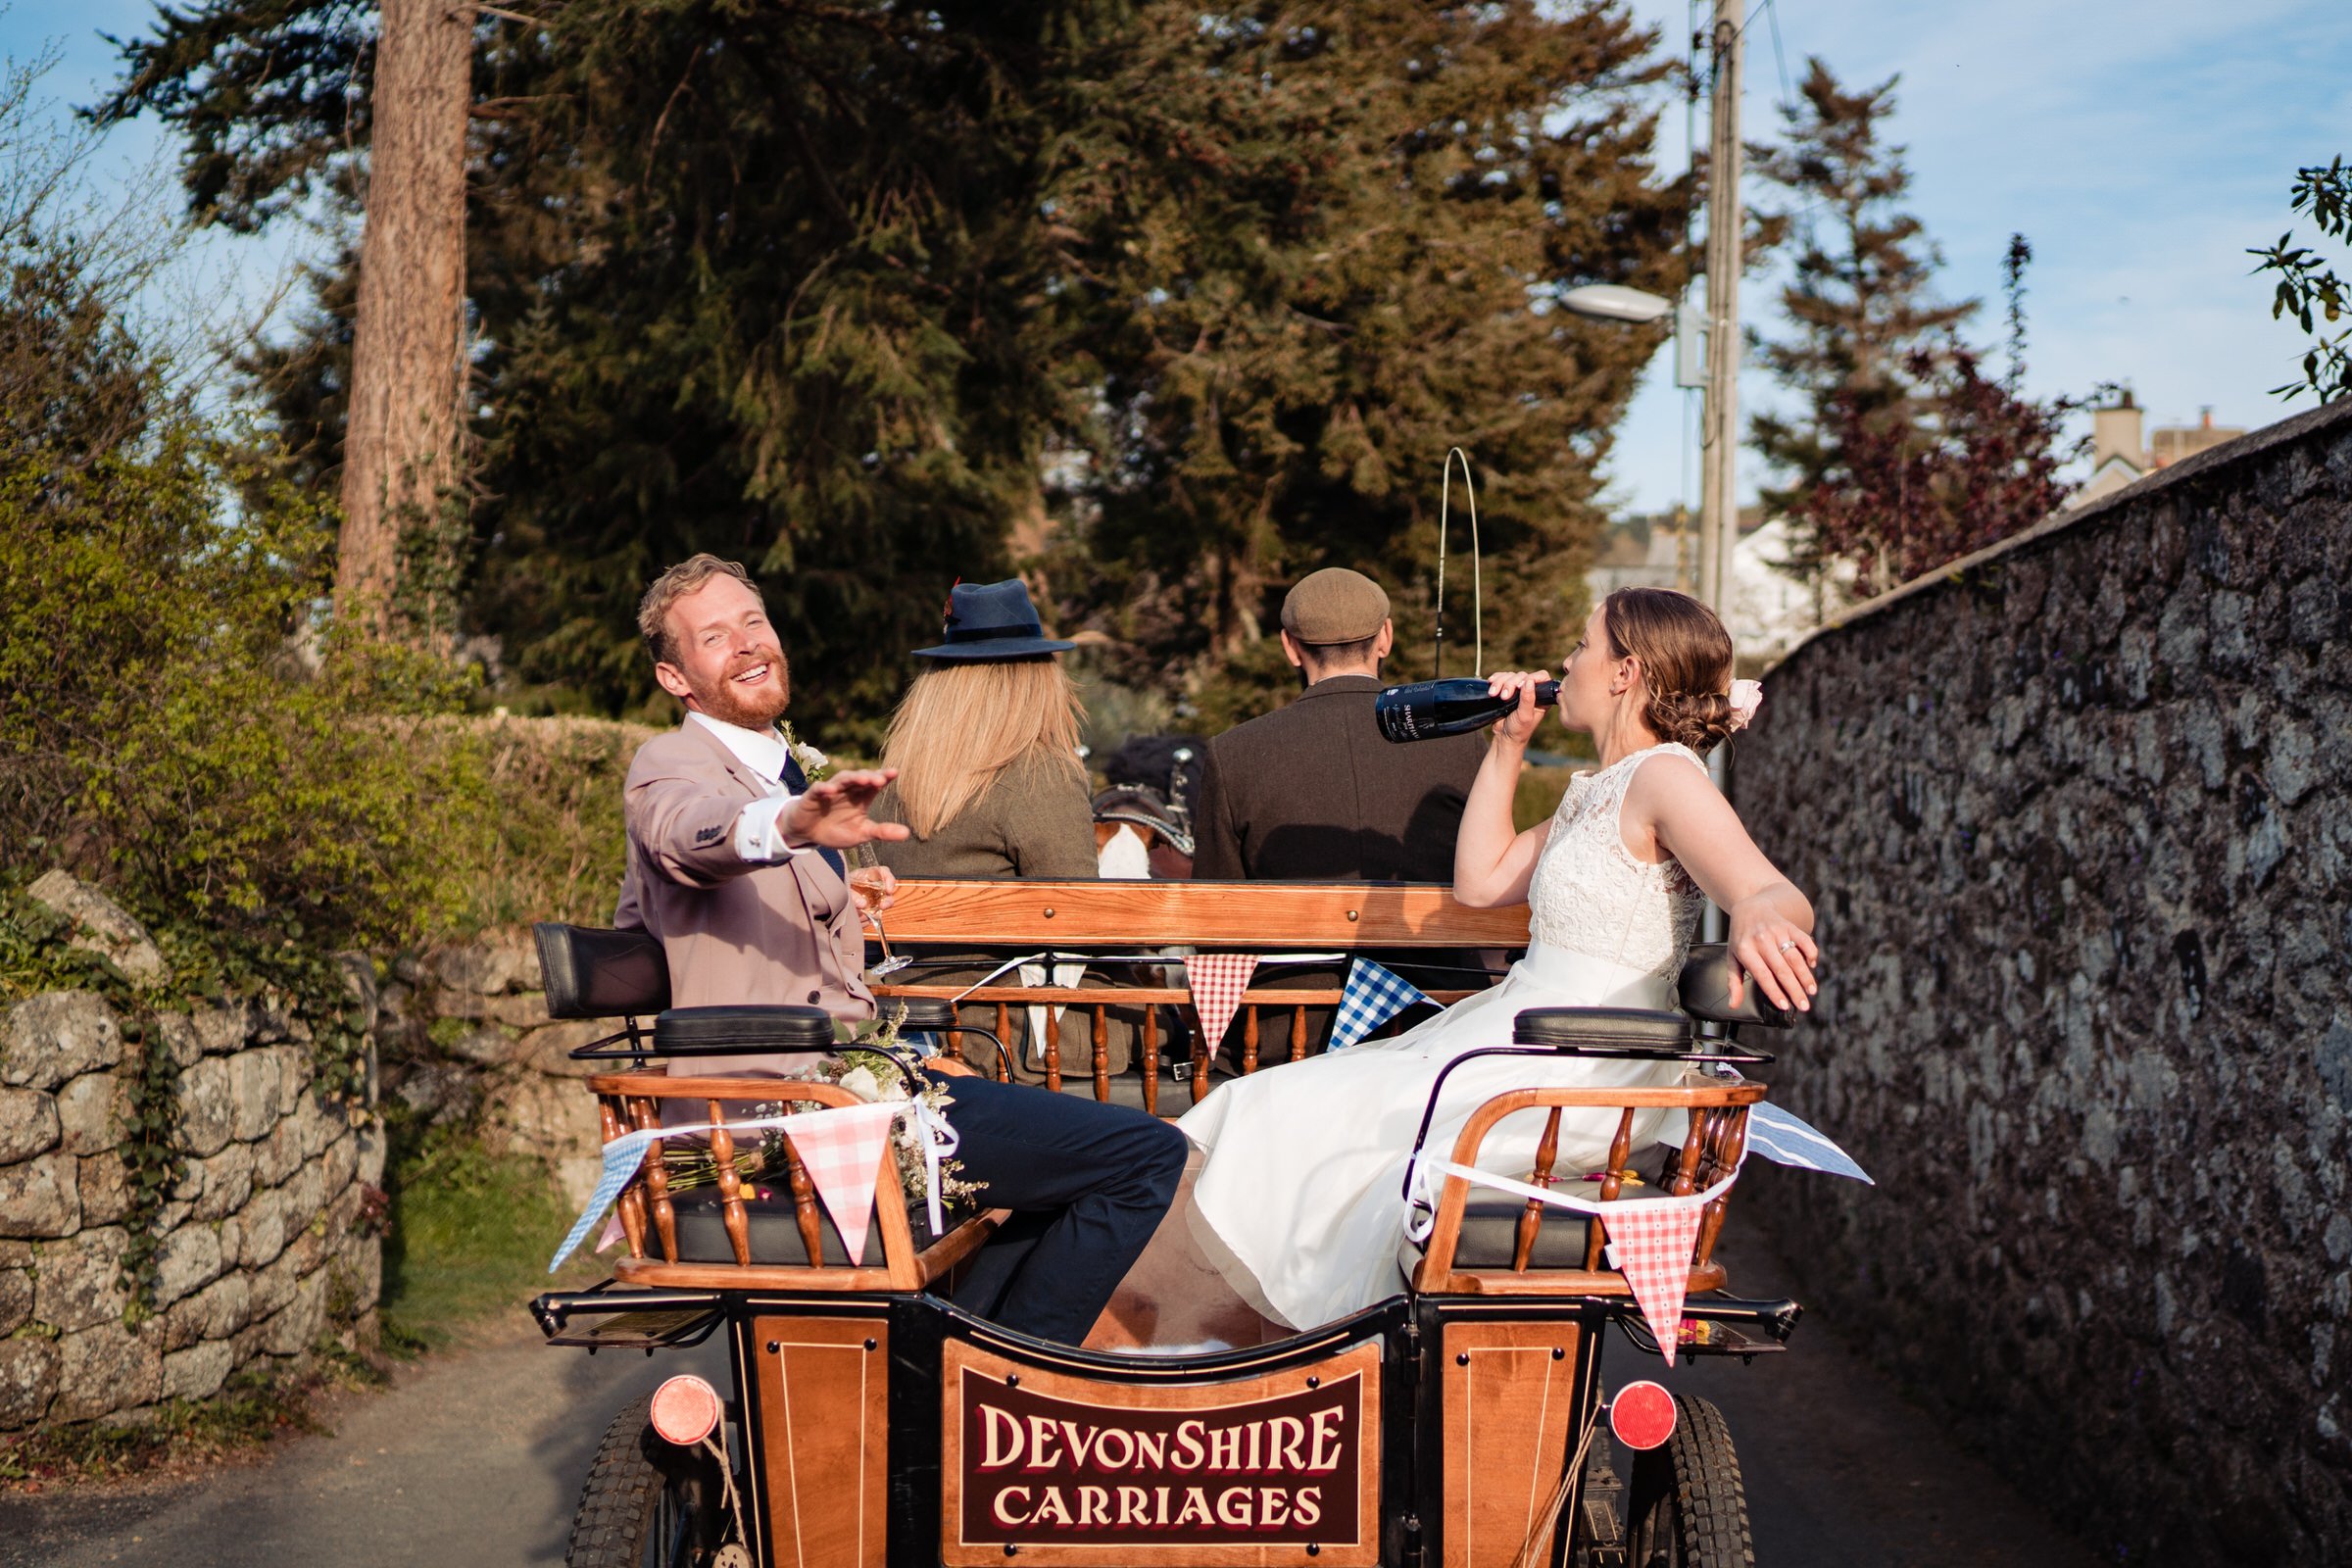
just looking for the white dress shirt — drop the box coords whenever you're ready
[686,710,805,862]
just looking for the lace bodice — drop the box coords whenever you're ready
[1526,743,1709,977]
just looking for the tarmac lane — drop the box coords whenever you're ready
[4,1222,2099,1567]
[1,1327,726,1568]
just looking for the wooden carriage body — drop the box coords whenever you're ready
[535,880,1799,1568]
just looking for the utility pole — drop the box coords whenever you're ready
[1695,0,1743,613]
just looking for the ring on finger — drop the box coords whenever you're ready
[1776,938,1797,953]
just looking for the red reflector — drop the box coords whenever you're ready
[650,1374,722,1447]
[1609,1381,1677,1451]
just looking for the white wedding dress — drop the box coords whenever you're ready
[1177,743,1712,1331]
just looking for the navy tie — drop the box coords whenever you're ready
[780,752,848,879]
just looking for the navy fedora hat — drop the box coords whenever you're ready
[911,578,1077,661]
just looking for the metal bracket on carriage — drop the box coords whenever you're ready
[1613,1296,1804,1361]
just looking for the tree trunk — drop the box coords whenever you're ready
[335,0,473,639]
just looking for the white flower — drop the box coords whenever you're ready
[790,741,829,777]
[837,1065,884,1102]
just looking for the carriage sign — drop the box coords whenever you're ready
[941,1340,1382,1566]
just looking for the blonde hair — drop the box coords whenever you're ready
[881,658,1088,837]
[638,555,760,666]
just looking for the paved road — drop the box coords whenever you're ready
[4,1231,2097,1568]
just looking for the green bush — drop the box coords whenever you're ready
[0,433,492,955]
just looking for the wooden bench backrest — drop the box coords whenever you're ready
[880,878,1532,950]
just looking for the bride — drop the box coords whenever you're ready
[1177,587,1818,1331]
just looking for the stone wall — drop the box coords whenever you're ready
[1731,397,2352,1561]
[373,930,607,1209]
[0,986,384,1432]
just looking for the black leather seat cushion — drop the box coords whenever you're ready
[1512,1006,1692,1051]
[535,923,670,1019]
[668,1182,977,1267]
[654,1005,835,1055]
[1677,943,1795,1028]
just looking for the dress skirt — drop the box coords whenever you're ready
[1176,942,1684,1331]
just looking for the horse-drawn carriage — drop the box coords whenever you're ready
[529,880,1803,1568]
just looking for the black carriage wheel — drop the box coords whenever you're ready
[566,1392,730,1568]
[1627,1394,1754,1568]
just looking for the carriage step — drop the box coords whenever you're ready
[531,1283,726,1352]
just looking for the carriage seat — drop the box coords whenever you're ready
[1396,1146,1678,1272]
[670,1183,979,1267]
[535,922,669,1019]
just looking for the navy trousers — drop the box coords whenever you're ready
[932,1073,1188,1345]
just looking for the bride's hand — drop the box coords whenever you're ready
[1725,895,1818,1013]
[1485,669,1552,748]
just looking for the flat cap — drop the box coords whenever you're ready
[1281,567,1390,645]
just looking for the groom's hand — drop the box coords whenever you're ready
[782,768,913,850]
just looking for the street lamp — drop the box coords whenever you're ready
[1557,284,1674,324]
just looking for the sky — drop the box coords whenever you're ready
[5,1,2350,514]
[1608,0,2352,513]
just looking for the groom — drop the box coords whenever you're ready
[613,554,1187,1343]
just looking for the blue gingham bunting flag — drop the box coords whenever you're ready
[1327,958,1436,1051]
[1744,1102,1873,1184]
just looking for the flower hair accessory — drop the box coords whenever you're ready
[1727,679,1764,732]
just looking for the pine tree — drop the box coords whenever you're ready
[1036,3,1684,695]
[1749,58,1973,585]
[101,1,1687,728]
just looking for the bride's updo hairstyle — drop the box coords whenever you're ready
[1600,587,1740,754]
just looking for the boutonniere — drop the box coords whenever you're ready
[778,721,831,783]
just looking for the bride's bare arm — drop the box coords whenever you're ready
[1628,756,1818,1011]
[1451,671,1553,907]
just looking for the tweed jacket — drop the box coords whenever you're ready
[614,718,874,1076]
[870,751,1139,1082]
[1191,674,1487,883]
[868,751,1098,880]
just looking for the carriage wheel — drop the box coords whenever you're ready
[1626,1394,1753,1568]
[566,1392,732,1567]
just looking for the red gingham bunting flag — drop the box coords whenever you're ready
[1184,954,1260,1054]
[1599,1199,1708,1366]
[779,1101,902,1265]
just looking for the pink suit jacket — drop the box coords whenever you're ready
[614,719,876,1077]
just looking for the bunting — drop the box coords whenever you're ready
[777,1101,903,1264]
[1184,954,1261,1053]
[1328,958,1436,1050]
[1598,1200,1710,1367]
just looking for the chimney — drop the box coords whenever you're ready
[2199,406,2214,429]
[2092,389,2145,472]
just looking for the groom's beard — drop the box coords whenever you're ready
[689,646,792,729]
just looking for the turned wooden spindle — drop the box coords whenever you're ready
[1242,1006,1260,1076]
[995,1004,1012,1078]
[629,1097,678,1262]
[1044,1005,1062,1093]
[1512,1107,1564,1271]
[1142,1009,1160,1115]
[1695,1108,1750,1265]
[1291,1004,1308,1063]
[1092,1005,1110,1102]
[1586,1107,1638,1270]
[1671,1108,1707,1198]
[1190,1004,1209,1090]
[780,1136,826,1267]
[601,1097,648,1260]
[707,1099,751,1266]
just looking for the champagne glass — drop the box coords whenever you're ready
[846,843,910,976]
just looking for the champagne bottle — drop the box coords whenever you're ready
[1374,677,1559,743]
